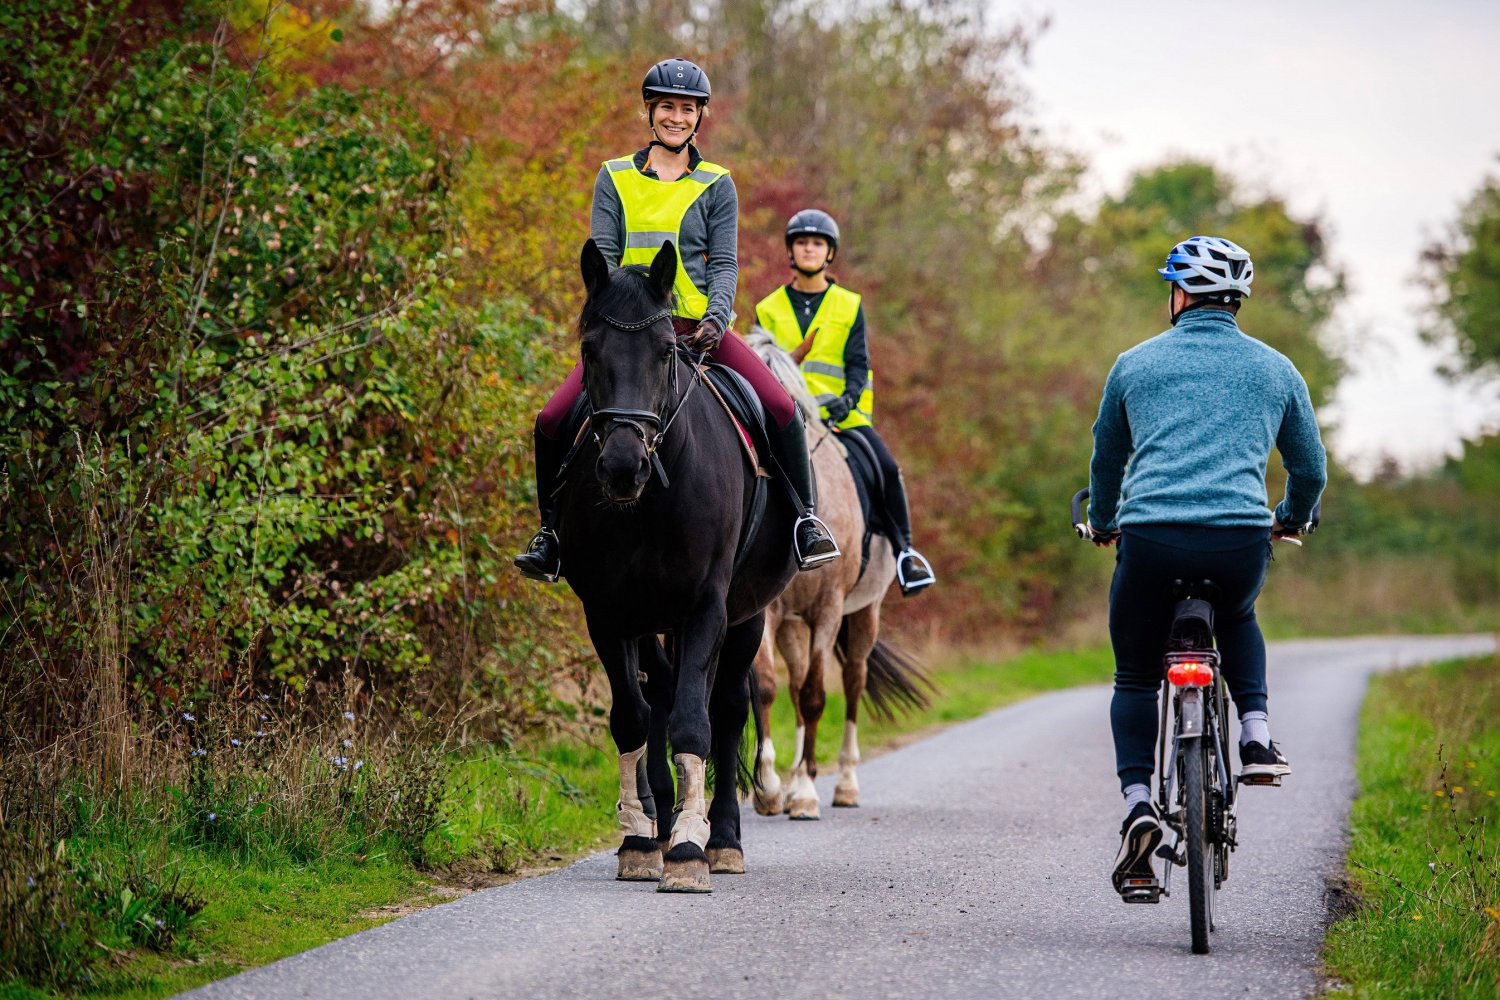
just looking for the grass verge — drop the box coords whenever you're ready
[1322,654,1500,998]
[2,645,1110,998]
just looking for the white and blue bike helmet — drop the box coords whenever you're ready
[1158,236,1254,303]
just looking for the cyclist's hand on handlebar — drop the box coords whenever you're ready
[1088,524,1120,547]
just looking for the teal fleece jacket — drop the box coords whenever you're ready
[1088,307,1327,531]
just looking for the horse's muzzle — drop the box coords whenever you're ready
[596,430,651,504]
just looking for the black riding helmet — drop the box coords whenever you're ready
[641,59,711,155]
[786,209,840,268]
[786,209,840,251]
[642,59,712,103]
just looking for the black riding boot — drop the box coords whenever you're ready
[883,469,935,596]
[514,423,565,582]
[769,418,840,571]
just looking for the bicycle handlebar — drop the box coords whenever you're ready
[1070,487,1321,543]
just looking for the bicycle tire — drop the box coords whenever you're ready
[1183,736,1212,954]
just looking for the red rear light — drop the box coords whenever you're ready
[1167,660,1214,687]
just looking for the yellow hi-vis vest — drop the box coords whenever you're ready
[604,155,731,321]
[755,283,873,430]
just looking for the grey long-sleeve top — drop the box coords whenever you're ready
[589,144,739,331]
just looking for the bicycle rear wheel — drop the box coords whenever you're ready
[1183,736,1212,954]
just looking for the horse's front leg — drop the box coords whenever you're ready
[706,613,764,874]
[751,613,784,816]
[639,636,675,856]
[659,603,727,893]
[778,616,816,818]
[589,625,661,882]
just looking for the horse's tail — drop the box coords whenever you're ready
[835,620,935,723]
[740,667,763,796]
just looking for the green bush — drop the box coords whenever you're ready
[1,1,578,738]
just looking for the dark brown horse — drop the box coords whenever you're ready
[555,240,799,891]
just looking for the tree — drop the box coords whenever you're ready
[1424,164,1500,374]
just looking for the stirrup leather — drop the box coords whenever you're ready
[896,549,936,594]
[793,513,840,570]
[514,526,561,583]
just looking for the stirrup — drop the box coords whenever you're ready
[794,513,840,571]
[896,549,936,596]
[513,526,561,583]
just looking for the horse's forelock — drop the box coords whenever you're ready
[579,264,667,336]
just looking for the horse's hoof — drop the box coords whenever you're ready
[788,798,821,821]
[616,845,664,881]
[832,785,859,808]
[706,846,746,874]
[753,790,784,816]
[659,844,712,893]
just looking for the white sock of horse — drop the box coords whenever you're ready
[1239,710,1271,747]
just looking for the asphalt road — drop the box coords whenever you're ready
[186,635,1495,1000]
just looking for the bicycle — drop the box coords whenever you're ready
[1070,488,1312,954]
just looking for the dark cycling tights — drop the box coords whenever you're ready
[1108,527,1271,791]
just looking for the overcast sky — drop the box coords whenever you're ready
[1011,0,1500,473]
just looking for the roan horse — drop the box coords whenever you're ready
[744,329,931,820]
[556,240,798,892]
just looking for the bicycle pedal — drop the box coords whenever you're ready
[1119,878,1163,904]
[1237,773,1283,787]
[1155,843,1185,866]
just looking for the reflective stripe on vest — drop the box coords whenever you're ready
[604,156,730,321]
[754,283,874,430]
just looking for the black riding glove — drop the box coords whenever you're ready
[685,318,724,354]
[822,394,853,424]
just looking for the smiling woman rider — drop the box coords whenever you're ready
[514,59,839,583]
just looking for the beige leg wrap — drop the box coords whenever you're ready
[615,743,655,840]
[668,753,711,851]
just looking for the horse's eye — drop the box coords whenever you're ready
[661,346,675,360]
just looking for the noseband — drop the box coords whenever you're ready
[585,306,702,489]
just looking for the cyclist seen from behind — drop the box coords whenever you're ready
[754,210,935,595]
[1085,236,1327,897]
[514,59,839,583]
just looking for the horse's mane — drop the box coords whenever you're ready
[578,264,668,335]
[745,326,822,424]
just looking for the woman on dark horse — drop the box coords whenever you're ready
[559,239,799,891]
[514,58,838,583]
[754,209,936,595]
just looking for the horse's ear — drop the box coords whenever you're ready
[581,239,609,299]
[649,241,677,303]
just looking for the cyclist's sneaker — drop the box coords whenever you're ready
[1239,740,1291,779]
[1111,801,1162,896]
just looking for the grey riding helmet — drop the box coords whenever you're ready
[785,209,840,253]
[1158,236,1254,302]
[642,59,712,103]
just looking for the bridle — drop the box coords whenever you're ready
[584,305,704,489]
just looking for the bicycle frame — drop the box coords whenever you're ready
[1152,653,1238,903]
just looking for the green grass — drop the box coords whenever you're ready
[3,645,1110,998]
[1322,655,1500,998]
